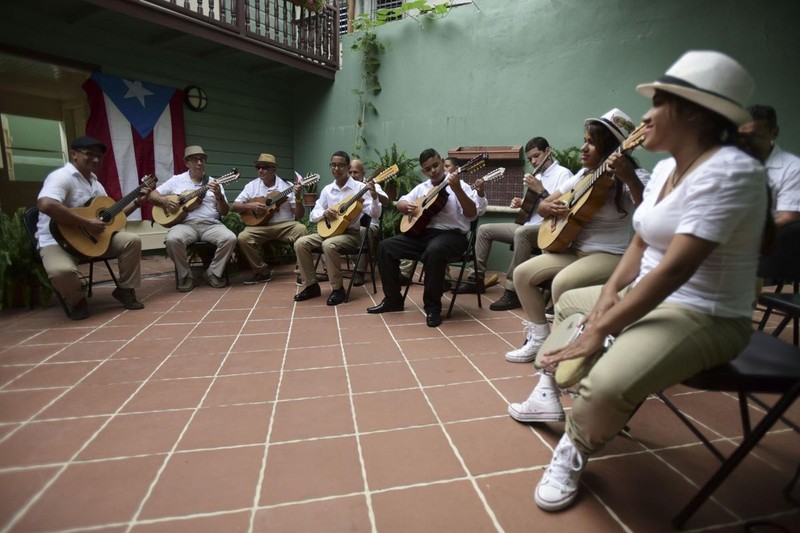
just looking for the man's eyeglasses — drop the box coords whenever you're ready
[76,150,103,161]
[187,156,207,163]
[329,162,348,169]
[255,165,275,171]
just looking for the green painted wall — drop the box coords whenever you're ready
[0,0,322,200]
[292,0,800,270]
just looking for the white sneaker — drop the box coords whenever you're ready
[535,433,586,512]
[508,374,565,422]
[505,321,550,363]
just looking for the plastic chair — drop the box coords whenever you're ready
[22,207,120,317]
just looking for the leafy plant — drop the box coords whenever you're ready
[0,207,53,310]
[551,146,582,174]
[350,1,454,156]
[221,211,245,236]
[303,179,318,194]
[367,143,420,200]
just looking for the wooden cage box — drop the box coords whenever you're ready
[447,146,525,208]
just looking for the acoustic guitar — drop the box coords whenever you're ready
[514,148,552,225]
[240,173,321,227]
[399,152,488,237]
[537,124,646,252]
[317,164,399,238]
[152,169,239,228]
[50,174,158,258]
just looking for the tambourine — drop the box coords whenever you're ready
[534,312,614,388]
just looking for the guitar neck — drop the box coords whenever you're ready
[100,185,143,221]
[267,186,293,206]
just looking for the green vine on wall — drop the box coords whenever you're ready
[350,0,455,157]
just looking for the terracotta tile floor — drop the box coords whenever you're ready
[0,254,798,532]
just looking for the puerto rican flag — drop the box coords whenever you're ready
[83,72,185,221]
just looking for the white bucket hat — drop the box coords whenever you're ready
[636,50,754,126]
[585,108,637,144]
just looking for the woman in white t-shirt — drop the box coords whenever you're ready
[527,51,767,513]
[504,109,650,419]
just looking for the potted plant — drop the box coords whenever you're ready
[551,146,582,174]
[0,207,53,310]
[368,143,420,201]
[302,179,319,207]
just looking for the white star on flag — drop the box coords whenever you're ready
[122,79,154,106]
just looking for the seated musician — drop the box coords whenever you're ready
[739,104,800,227]
[231,153,306,285]
[349,159,390,287]
[147,146,236,292]
[472,137,574,311]
[294,151,381,306]
[506,108,649,422]
[36,136,147,320]
[367,148,482,327]
[526,51,766,512]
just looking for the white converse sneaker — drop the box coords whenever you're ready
[505,321,550,363]
[508,373,565,422]
[535,433,586,512]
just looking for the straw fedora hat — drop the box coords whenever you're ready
[184,145,206,159]
[636,50,754,126]
[585,108,637,144]
[254,153,277,167]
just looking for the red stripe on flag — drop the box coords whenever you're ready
[83,78,122,199]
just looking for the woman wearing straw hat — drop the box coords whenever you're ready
[505,108,650,422]
[529,51,767,512]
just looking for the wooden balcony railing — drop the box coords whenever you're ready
[97,0,340,77]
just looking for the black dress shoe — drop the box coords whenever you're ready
[294,283,321,302]
[366,299,404,314]
[426,311,442,327]
[327,288,347,306]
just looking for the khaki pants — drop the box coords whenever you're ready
[514,249,622,323]
[556,285,752,456]
[475,222,539,291]
[237,220,307,275]
[165,220,236,281]
[294,231,360,290]
[40,231,141,309]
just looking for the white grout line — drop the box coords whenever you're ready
[1,279,188,533]
[247,282,294,533]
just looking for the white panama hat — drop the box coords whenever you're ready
[636,50,754,126]
[585,108,637,144]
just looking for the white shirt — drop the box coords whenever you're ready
[559,166,651,254]
[235,176,297,224]
[526,161,574,226]
[156,171,226,224]
[36,162,108,248]
[369,182,389,228]
[310,176,381,231]
[633,147,766,317]
[400,177,479,233]
[765,144,800,216]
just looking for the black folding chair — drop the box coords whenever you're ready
[664,331,800,528]
[402,219,481,318]
[758,220,800,345]
[23,207,119,317]
[312,215,377,302]
[174,240,230,289]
